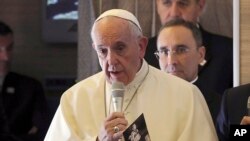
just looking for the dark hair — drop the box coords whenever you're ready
[0,21,13,36]
[158,19,203,47]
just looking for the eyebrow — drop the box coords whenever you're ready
[177,0,190,3]
[176,44,189,48]
[159,46,168,50]
[162,0,190,3]
[159,44,189,50]
[95,45,106,50]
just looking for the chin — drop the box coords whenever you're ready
[108,77,121,84]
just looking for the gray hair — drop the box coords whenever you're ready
[159,19,203,47]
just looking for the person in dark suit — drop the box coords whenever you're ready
[155,19,221,124]
[0,21,49,141]
[145,0,233,95]
[216,84,250,141]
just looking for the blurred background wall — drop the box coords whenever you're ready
[240,0,250,84]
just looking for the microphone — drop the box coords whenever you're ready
[111,81,125,112]
[248,96,250,116]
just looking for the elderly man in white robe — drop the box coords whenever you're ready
[45,9,218,141]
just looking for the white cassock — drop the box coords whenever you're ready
[45,60,218,141]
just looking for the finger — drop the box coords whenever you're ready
[115,123,128,132]
[104,117,128,130]
[101,126,124,141]
[240,116,250,125]
[106,120,128,134]
[113,131,123,140]
[106,112,125,121]
[112,117,128,126]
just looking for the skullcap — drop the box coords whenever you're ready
[95,9,142,32]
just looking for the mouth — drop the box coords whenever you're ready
[109,71,122,78]
[107,65,123,80]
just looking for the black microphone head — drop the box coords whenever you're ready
[111,81,125,98]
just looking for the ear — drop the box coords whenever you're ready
[198,46,206,65]
[138,36,148,59]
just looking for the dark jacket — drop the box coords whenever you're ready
[0,72,49,141]
[194,80,221,125]
[216,84,250,141]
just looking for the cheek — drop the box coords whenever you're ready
[183,56,198,71]
[98,58,104,69]
[159,59,167,69]
[98,58,110,74]
[186,9,200,21]
[124,56,139,79]
[157,7,170,23]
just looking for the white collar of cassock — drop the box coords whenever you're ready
[190,76,198,84]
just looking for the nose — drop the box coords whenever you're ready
[107,50,118,65]
[167,53,177,66]
[169,3,181,19]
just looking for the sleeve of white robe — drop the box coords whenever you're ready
[177,85,218,141]
[44,101,98,141]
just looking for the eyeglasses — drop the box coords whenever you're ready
[154,46,190,59]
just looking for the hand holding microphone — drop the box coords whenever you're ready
[98,81,128,141]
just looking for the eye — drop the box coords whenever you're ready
[176,46,189,54]
[115,44,126,56]
[96,48,108,57]
[177,0,189,7]
[159,48,169,55]
[117,45,125,51]
[162,0,172,6]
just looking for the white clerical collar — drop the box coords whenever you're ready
[190,76,198,84]
[125,59,148,90]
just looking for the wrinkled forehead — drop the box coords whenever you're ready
[94,9,142,31]
[92,17,133,45]
[94,16,130,28]
[93,17,131,35]
[93,17,134,37]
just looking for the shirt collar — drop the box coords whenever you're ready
[125,59,148,90]
[190,76,198,84]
